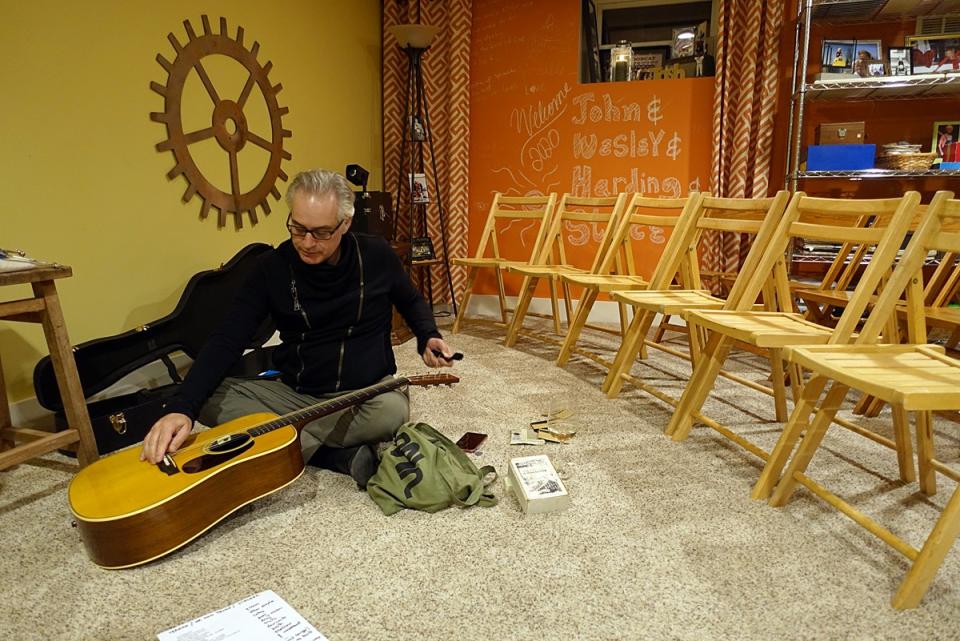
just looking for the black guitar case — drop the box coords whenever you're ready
[34,243,277,453]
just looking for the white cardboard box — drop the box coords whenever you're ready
[506,454,570,514]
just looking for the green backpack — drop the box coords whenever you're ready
[367,422,498,515]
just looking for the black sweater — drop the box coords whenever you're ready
[164,233,442,420]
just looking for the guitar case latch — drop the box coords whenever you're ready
[109,412,128,435]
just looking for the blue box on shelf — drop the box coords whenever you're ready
[807,144,876,171]
[940,162,960,170]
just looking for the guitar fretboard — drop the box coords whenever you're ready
[245,377,409,437]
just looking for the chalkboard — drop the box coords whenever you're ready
[469,0,713,284]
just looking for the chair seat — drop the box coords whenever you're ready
[685,310,834,347]
[453,257,524,269]
[792,287,854,307]
[788,344,959,411]
[507,263,586,277]
[611,289,724,314]
[560,273,648,291]
[906,305,960,331]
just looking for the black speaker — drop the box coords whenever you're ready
[352,191,393,240]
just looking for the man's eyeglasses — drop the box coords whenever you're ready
[286,214,344,241]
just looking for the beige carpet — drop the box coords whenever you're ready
[2,318,959,640]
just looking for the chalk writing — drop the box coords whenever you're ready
[570,166,701,200]
[647,96,662,125]
[511,82,572,137]
[527,128,560,172]
[572,129,671,159]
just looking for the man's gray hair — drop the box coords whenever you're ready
[285,169,356,222]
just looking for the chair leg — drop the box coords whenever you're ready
[562,281,575,329]
[505,276,538,348]
[548,278,562,335]
[891,483,960,609]
[886,404,916,486]
[864,396,886,418]
[686,319,703,368]
[914,410,936,495]
[852,392,874,416]
[557,288,599,367]
[752,375,829,500]
[789,362,804,403]
[665,331,734,441]
[618,300,629,337]
[653,314,670,343]
[603,309,655,398]
[768,383,849,507]
[495,268,509,325]
[769,348,789,422]
[451,268,479,334]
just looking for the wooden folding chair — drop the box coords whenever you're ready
[503,193,628,347]
[760,191,960,609]
[659,192,923,484]
[601,192,792,413]
[451,193,557,333]
[554,192,702,369]
[853,250,960,417]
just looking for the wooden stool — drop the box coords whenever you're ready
[0,264,98,469]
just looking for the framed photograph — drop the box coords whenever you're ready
[907,35,960,74]
[867,62,886,77]
[409,173,429,204]
[888,46,913,76]
[822,39,882,73]
[632,46,670,80]
[410,236,436,262]
[671,26,697,59]
[932,121,959,163]
[822,40,853,71]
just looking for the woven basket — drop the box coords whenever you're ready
[875,151,937,171]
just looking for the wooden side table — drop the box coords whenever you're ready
[0,264,98,469]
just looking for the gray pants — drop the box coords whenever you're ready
[198,376,409,462]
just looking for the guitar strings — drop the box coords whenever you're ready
[156,374,450,463]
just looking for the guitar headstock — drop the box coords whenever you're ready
[407,373,460,387]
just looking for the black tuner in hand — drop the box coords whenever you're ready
[431,349,464,362]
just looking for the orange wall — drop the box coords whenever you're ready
[468,0,713,296]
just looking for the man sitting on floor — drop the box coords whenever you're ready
[140,168,456,488]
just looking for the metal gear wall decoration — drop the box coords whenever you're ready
[150,15,292,228]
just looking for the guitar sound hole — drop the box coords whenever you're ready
[208,433,252,454]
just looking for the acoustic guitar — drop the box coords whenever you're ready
[68,373,458,569]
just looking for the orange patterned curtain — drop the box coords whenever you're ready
[383,0,472,304]
[702,0,785,291]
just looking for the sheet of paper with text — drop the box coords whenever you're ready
[157,590,328,641]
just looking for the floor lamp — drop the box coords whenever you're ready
[388,23,458,317]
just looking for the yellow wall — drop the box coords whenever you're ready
[1,0,383,401]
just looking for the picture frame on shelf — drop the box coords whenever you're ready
[671,26,697,58]
[409,173,429,204]
[632,46,670,80]
[410,236,436,262]
[867,62,886,77]
[822,40,853,71]
[822,39,881,73]
[932,121,959,163]
[907,35,960,74]
[888,46,912,76]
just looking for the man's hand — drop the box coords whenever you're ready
[140,412,194,464]
[422,337,457,368]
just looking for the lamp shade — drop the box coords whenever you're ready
[388,23,439,48]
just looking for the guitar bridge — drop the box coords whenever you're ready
[158,454,180,475]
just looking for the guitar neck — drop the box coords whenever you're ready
[245,377,409,437]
